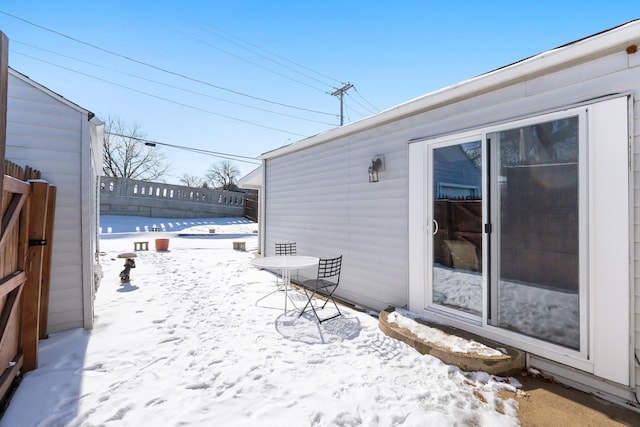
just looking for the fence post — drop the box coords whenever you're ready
[39,185,56,339]
[22,180,49,372]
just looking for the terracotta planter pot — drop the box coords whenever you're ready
[155,238,170,251]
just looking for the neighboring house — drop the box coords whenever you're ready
[5,68,103,333]
[252,20,640,408]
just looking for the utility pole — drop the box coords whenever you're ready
[331,83,353,126]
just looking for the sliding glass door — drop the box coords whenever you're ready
[425,113,585,351]
[428,139,483,318]
[488,116,583,350]
[412,98,631,374]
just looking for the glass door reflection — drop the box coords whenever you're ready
[490,117,581,350]
[430,140,483,317]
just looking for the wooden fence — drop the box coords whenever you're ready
[433,199,482,271]
[244,194,258,222]
[0,33,57,408]
[0,160,56,405]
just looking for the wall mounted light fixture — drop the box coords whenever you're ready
[368,155,385,183]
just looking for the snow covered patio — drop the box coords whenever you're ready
[0,216,526,426]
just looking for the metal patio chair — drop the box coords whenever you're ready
[298,255,343,323]
[275,242,296,256]
[274,242,297,287]
[255,242,299,310]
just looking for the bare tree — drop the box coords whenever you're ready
[206,160,241,190]
[102,116,170,181]
[179,173,202,188]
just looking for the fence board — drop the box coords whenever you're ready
[0,286,23,351]
[0,181,25,406]
[244,195,258,222]
[0,191,28,254]
[0,354,22,409]
[1,175,29,195]
[22,181,49,372]
[0,272,26,299]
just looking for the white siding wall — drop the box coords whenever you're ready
[5,72,91,333]
[633,48,640,403]
[265,132,409,310]
[264,36,640,400]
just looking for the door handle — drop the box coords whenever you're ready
[432,219,439,236]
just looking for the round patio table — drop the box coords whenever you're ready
[251,255,319,314]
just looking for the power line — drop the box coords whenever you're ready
[13,41,337,124]
[195,21,344,87]
[106,131,261,165]
[342,97,368,120]
[3,9,378,128]
[347,87,380,114]
[180,30,330,93]
[352,86,380,113]
[345,91,377,116]
[15,52,309,137]
[0,10,331,115]
[192,22,376,124]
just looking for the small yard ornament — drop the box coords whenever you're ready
[117,252,137,282]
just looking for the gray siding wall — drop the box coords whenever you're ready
[5,72,92,333]
[264,35,640,398]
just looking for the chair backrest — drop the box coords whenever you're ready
[275,242,296,256]
[317,255,342,282]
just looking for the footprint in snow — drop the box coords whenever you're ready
[144,397,165,407]
[185,382,210,390]
[158,336,182,344]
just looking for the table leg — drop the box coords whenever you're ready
[284,269,290,314]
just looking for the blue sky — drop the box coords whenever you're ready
[1,1,638,184]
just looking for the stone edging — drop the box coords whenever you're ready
[378,308,525,375]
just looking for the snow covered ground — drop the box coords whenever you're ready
[433,265,579,349]
[0,216,520,426]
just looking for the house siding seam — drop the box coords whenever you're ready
[634,92,640,402]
